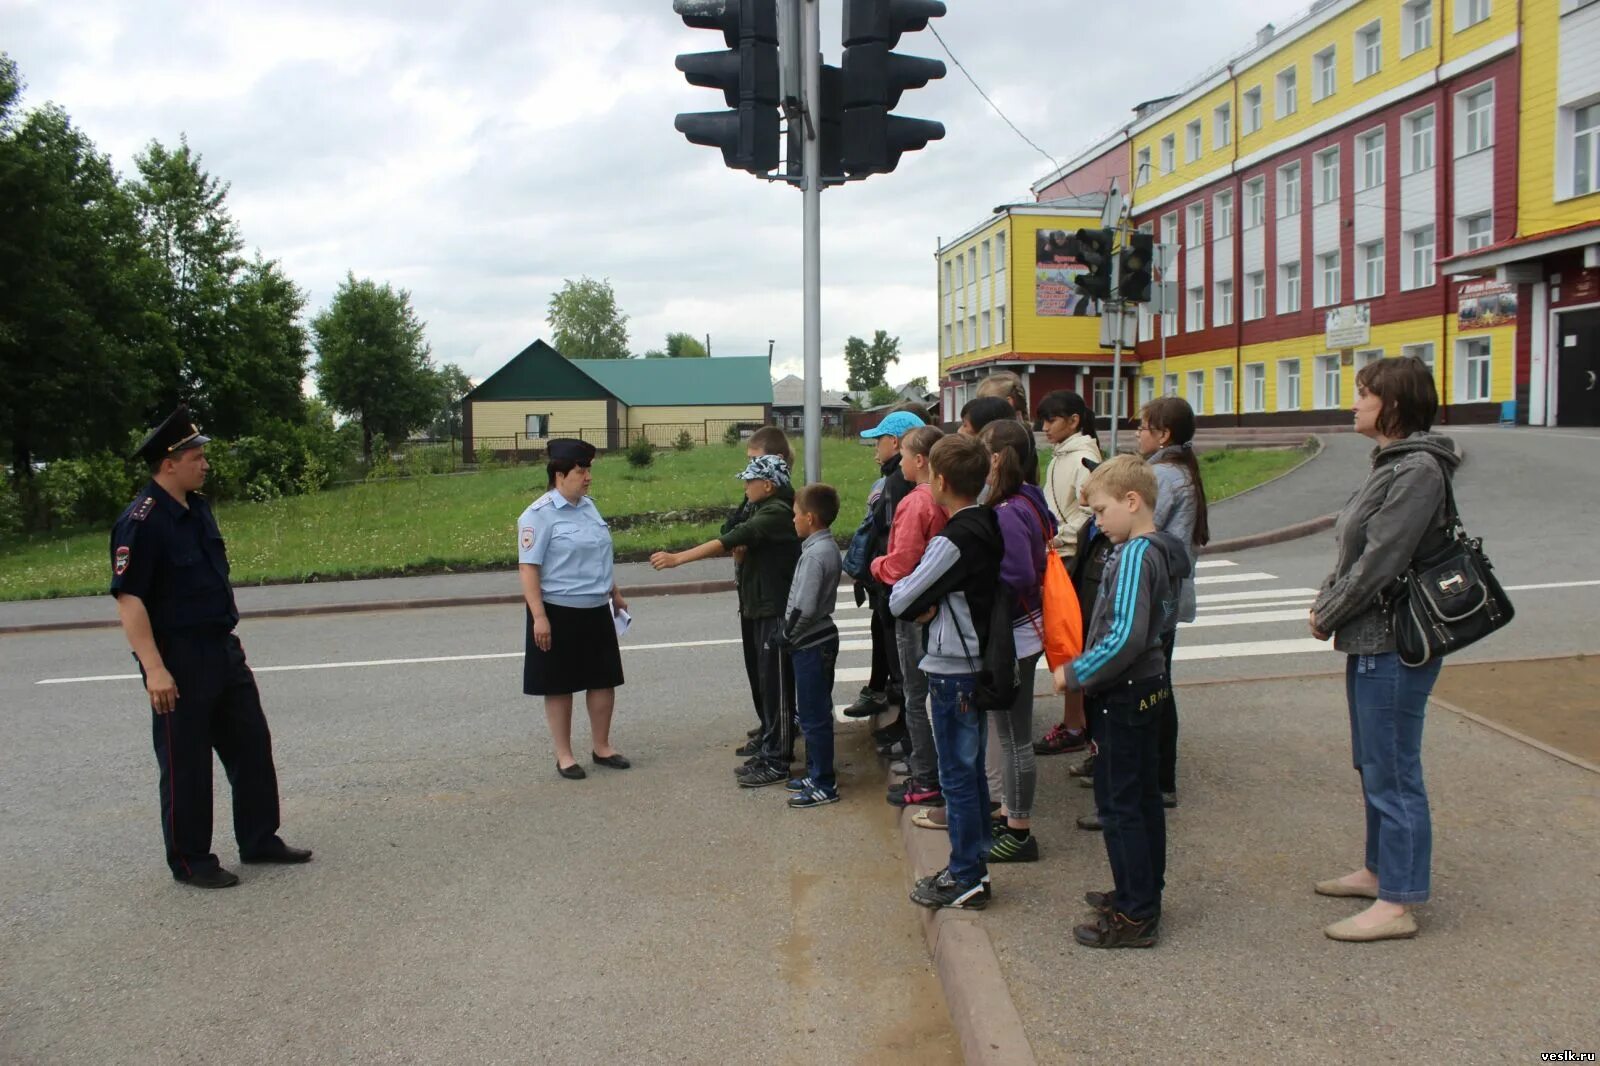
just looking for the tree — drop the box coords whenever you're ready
[547,276,629,360]
[843,330,901,391]
[0,55,163,488]
[429,363,474,438]
[867,384,901,407]
[905,375,929,393]
[665,332,708,358]
[216,255,310,431]
[312,274,442,460]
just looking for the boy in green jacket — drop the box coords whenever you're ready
[651,455,802,785]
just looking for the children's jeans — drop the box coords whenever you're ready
[927,673,992,886]
[791,636,840,788]
[1091,674,1169,922]
[1345,652,1442,904]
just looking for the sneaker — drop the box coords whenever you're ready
[1075,811,1103,832]
[1083,889,1115,915]
[1068,752,1095,776]
[890,781,943,808]
[737,763,789,788]
[746,725,762,738]
[983,828,1040,863]
[735,738,762,757]
[1033,722,1088,756]
[910,867,989,910]
[788,785,840,809]
[1074,910,1159,949]
[1162,791,1178,809]
[733,756,762,776]
[786,776,816,792]
[843,687,888,719]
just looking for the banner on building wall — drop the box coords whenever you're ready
[1035,229,1102,318]
[1457,279,1518,331]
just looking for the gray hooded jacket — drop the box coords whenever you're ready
[1312,432,1460,655]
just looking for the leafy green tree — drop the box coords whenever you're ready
[665,332,708,358]
[867,384,901,407]
[429,363,474,438]
[548,276,630,359]
[905,375,929,392]
[0,55,162,489]
[216,254,310,430]
[312,274,442,460]
[843,330,901,391]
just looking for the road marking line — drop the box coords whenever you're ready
[1195,559,1238,569]
[1198,587,1322,604]
[1196,597,1313,612]
[1194,572,1277,586]
[837,616,873,630]
[1172,637,1331,660]
[1503,579,1600,592]
[1181,608,1319,629]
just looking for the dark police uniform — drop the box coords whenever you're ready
[110,407,303,884]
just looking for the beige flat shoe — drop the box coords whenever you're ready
[911,807,948,831]
[1314,878,1379,899]
[1323,911,1418,942]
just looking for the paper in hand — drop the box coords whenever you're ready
[612,605,632,637]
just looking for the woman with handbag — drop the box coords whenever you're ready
[1309,356,1460,942]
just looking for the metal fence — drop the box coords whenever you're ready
[473,420,776,459]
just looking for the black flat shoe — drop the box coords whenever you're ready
[241,843,313,864]
[592,752,631,769]
[557,760,587,780]
[177,868,241,889]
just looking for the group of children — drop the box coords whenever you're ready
[650,371,1209,949]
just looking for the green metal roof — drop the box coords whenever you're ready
[466,340,609,401]
[569,356,772,407]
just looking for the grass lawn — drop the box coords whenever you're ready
[0,437,1312,601]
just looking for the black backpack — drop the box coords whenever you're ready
[1069,520,1115,628]
[953,589,1019,712]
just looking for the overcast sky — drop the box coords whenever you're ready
[4,0,1277,390]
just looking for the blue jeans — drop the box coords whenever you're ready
[1345,652,1443,904]
[792,637,839,789]
[927,674,992,886]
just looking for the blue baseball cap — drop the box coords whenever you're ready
[859,410,926,440]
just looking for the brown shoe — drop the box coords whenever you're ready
[1075,910,1159,949]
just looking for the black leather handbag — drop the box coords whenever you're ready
[1393,477,1514,668]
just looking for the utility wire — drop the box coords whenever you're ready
[929,24,1067,187]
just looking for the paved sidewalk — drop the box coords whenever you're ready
[1207,432,1371,543]
[966,676,1598,1063]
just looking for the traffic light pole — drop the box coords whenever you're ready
[1109,247,1124,457]
[800,0,823,484]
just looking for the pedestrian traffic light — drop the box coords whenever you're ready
[788,63,844,179]
[839,0,947,175]
[673,0,781,174]
[1118,231,1154,302]
[1073,228,1115,301]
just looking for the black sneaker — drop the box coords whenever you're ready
[1074,910,1159,949]
[786,775,816,792]
[746,725,762,738]
[1083,889,1116,915]
[843,688,888,719]
[910,867,988,910]
[1068,753,1096,778]
[737,763,789,788]
[733,756,763,776]
[1075,811,1103,832]
[787,785,839,809]
[871,720,907,745]
[983,828,1040,863]
[888,780,943,808]
[176,867,240,890]
[735,738,762,757]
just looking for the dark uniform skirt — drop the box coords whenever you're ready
[523,602,625,696]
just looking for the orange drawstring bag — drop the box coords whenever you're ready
[1021,496,1084,669]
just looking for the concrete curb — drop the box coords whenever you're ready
[1201,512,1338,555]
[899,810,1038,1066]
[1207,433,1325,510]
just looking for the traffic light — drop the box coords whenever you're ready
[673,0,781,174]
[788,63,843,179]
[1073,228,1115,301]
[1118,231,1154,302]
[840,0,947,175]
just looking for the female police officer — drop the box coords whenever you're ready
[518,438,630,779]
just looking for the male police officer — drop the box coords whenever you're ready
[111,405,310,889]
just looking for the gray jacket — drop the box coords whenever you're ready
[782,530,842,650]
[1149,447,1199,623]
[1312,432,1459,655]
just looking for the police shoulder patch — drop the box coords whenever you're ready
[130,496,155,521]
[114,545,131,575]
[520,526,535,551]
[529,494,553,511]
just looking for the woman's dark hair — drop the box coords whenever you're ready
[1356,355,1437,438]
[1141,396,1210,547]
[546,458,587,489]
[979,419,1031,505]
[960,395,1014,434]
[1035,389,1101,451]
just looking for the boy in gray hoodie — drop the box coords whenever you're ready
[773,483,844,808]
[1054,455,1192,949]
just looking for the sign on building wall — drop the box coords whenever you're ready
[1457,279,1518,330]
[1035,229,1102,318]
[1324,304,1371,349]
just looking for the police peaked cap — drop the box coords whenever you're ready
[134,405,211,464]
[547,438,596,464]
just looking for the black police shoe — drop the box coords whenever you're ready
[177,868,241,889]
[241,843,313,864]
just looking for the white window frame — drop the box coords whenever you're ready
[1186,119,1204,163]
[1186,370,1206,413]
[1573,102,1600,198]
[1405,225,1436,289]
[1279,161,1302,216]
[1244,363,1267,413]
[1187,202,1206,243]
[1215,279,1234,327]
[1404,107,1436,173]
[1246,271,1266,320]
[1462,212,1493,251]
[981,309,992,349]
[1459,83,1495,155]
[1277,66,1299,117]
[1161,134,1176,174]
[1278,359,1302,411]
[968,314,977,353]
[1456,0,1491,31]
[1162,211,1179,244]
[1243,87,1263,135]
[1403,0,1433,56]
[1215,190,1234,238]
[1280,261,1302,313]
[1356,348,1384,370]
[1359,240,1385,299]
[1245,177,1266,228]
[1316,147,1340,204]
[525,414,550,439]
[1457,337,1492,402]
[1317,251,1341,307]
[996,306,1006,345]
[1356,21,1383,81]
[1136,146,1152,186]
[1215,102,1233,148]
[1139,376,1155,409]
[1359,128,1386,190]
[1402,341,1436,371]
[1314,354,1342,409]
[1214,366,1236,414]
[1092,378,1116,419]
[1163,373,1179,397]
[1314,47,1338,102]
[1187,286,1205,333]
